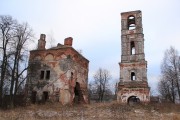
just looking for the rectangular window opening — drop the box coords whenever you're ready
[131,72,136,81]
[131,41,135,55]
[46,70,50,80]
[40,71,44,79]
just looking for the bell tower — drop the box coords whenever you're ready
[117,10,150,104]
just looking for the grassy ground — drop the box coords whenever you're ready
[0,102,180,120]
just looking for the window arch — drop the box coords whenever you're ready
[131,72,136,80]
[131,41,135,55]
[128,15,136,30]
[34,55,42,61]
[45,54,54,61]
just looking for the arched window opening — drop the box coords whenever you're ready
[131,41,135,55]
[46,70,50,80]
[40,71,44,79]
[128,15,136,30]
[131,72,136,80]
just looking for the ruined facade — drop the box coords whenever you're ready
[26,34,89,105]
[117,10,150,103]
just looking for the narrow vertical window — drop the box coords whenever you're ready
[128,15,136,30]
[71,72,73,80]
[46,70,50,80]
[131,41,135,55]
[131,72,136,80]
[40,71,44,79]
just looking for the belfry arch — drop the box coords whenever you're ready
[128,15,136,30]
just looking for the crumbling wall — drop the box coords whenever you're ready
[27,47,89,105]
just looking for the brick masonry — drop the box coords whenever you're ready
[26,35,89,105]
[117,10,150,103]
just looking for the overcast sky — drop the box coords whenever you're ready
[1,0,180,94]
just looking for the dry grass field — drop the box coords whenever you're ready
[0,102,180,120]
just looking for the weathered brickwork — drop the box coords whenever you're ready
[117,10,150,103]
[26,34,89,105]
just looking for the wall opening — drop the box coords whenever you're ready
[128,15,136,30]
[74,82,83,104]
[40,71,44,79]
[46,70,50,80]
[67,55,71,59]
[128,96,140,105]
[43,91,49,102]
[71,72,73,80]
[31,91,37,104]
[131,72,136,80]
[131,41,135,55]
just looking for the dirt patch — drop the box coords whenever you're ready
[0,102,180,120]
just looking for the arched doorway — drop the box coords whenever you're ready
[74,82,83,104]
[128,96,140,105]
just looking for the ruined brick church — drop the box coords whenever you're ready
[26,10,150,105]
[26,34,89,105]
[117,10,150,104]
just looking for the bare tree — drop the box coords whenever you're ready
[9,22,33,107]
[158,46,180,103]
[0,15,34,108]
[0,16,17,106]
[92,68,112,102]
[158,77,173,102]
